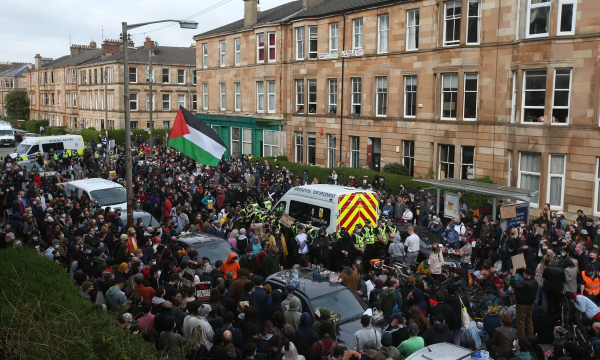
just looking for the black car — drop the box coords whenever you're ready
[178,233,238,264]
[395,225,463,268]
[266,271,383,345]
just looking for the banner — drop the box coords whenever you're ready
[319,52,338,60]
[342,49,364,58]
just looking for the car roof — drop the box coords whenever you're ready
[266,272,351,299]
[405,343,473,360]
[19,135,81,144]
[67,179,124,192]
[178,233,229,246]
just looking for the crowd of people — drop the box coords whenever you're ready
[3,139,600,360]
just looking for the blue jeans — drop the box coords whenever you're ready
[461,262,470,284]
[536,288,548,309]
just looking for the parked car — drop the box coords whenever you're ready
[177,234,239,264]
[405,343,475,360]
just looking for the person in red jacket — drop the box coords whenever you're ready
[164,197,172,219]
[33,172,42,187]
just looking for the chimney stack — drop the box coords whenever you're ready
[144,37,155,55]
[101,39,128,55]
[303,0,318,8]
[244,0,258,26]
[34,54,42,70]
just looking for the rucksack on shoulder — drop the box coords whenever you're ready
[317,340,337,360]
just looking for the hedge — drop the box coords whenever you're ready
[10,120,48,133]
[249,156,494,209]
[80,128,169,145]
[0,246,184,359]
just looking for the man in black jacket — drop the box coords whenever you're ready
[423,314,453,346]
[429,291,456,333]
[510,267,538,338]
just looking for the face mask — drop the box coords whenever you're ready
[562,252,566,257]
[33,236,38,240]
[157,271,161,277]
[356,260,361,265]
[99,219,104,223]
[542,246,548,250]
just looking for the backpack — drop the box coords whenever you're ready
[445,227,460,244]
[317,340,337,360]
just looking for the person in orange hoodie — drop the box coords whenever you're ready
[222,252,240,280]
[126,227,138,255]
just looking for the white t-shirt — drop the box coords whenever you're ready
[403,209,413,220]
[295,233,309,254]
[406,234,421,252]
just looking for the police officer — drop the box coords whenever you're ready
[352,224,365,259]
[312,227,330,270]
[363,220,377,271]
[62,149,70,170]
[262,195,272,211]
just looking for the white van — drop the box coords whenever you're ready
[65,179,128,210]
[10,135,84,159]
[0,121,15,146]
[273,184,379,234]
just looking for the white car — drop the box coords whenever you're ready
[405,343,477,360]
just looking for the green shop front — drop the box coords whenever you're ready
[196,114,282,158]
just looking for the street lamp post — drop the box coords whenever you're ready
[122,19,198,227]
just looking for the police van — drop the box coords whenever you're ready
[65,179,127,211]
[0,121,16,146]
[273,184,379,234]
[10,135,84,171]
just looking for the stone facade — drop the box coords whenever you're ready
[195,0,600,220]
[0,64,31,118]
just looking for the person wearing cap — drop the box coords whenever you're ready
[427,217,444,236]
[422,314,452,346]
[45,239,60,260]
[397,323,424,357]
[509,267,538,338]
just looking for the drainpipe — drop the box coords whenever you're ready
[338,13,346,166]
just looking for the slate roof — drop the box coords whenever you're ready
[194,0,406,39]
[194,0,304,38]
[98,46,195,65]
[0,64,30,77]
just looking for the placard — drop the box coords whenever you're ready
[342,49,364,57]
[500,206,517,219]
[280,213,295,228]
[511,253,526,270]
[536,226,545,236]
[195,281,212,302]
[319,52,338,60]
[444,192,460,219]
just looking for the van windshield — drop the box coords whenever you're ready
[14,143,31,154]
[90,187,127,206]
[0,130,13,136]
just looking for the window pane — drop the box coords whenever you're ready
[560,4,574,32]
[529,6,550,35]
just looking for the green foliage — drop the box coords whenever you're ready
[4,90,29,120]
[46,126,68,135]
[250,157,495,209]
[0,246,175,359]
[382,162,410,176]
[80,128,169,146]
[10,120,49,133]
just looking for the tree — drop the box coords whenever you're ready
[382,162,410,176]
[5,90,29,120]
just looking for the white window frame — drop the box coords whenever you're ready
[466,0,482,45]
[72,69,76,84]
[146,94,155,111]
[328,79,338,115]
[307,79,317,114]
[257,33,265,63]
[129,67,137,83]
[463,73,478,121]
[351,78,362,116]
[461,146,475,179]
[441,73,458,120]
[235,38,241,66]
[404,75,417,118]
[517,152,541,207]
[268,32,276,62]
[130,93,138,111]
[295,132,304,164]
[439,144,456,179]
[296,79,304,114]
[234,82,241,111]
[267,81,276,113]
[526,0,551,38]
[242,128,252,155]
[162,68,170,84]
[192,70,197,85]
[508,150,513,186]
[329,23,339,53]
[594,158,600,216]
[178,94,185,109]
[521,69,547,124]
[308,26,318,60]
[176,69,184,84]
[444,1,462,46]
[546,154,566,210]
[202,83,208,110]
[377,14,389,54]
[327,134,336,168]
[402,140,415,176]
[353,19,363,50]
[220,41,226,67]
[350,136,360,168]
[219,83,226,111]
[295,27,305,60]
[162,94,170,111]
[375,76,388,117]
[263,130,279,157]
[256,81,264,113]
[202,43,208,68]
[557,0,576,36]
[192,95,197,111]
[406,9,420,51]
[231,127,240,157]
[511,71,517,124]
[551,68,572,126]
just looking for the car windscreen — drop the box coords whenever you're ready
[90,187,127,206]
[0,130,13,136]
[187,240,234,263]
[14,143,30,154]
[310,289,365,322]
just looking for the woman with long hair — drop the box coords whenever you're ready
[281,340,305,360]
[408,305,428,336]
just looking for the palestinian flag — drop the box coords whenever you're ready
[168,106,226,165]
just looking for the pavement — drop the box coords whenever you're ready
[0,142,17,159]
